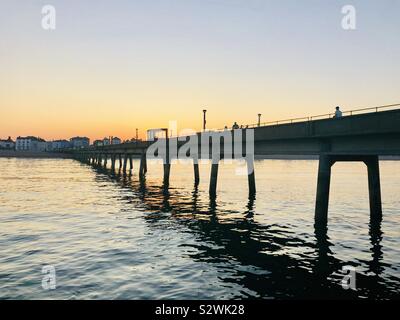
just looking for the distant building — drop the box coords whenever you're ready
[93,139,103,147]
[15,136,46,151]
[70,136,89,149]
[147,129,167,141]
[45,141,53,152]
[0,137,15,150]
[111,137,121,145]
[52,140,70,150]
[103,137,110,146]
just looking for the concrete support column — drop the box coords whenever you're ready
[118,154,122,170]
[111,154,116,172]
[163,163,171,187]
[209,161,219,198]
[247,157,256,196]
[139,152,147,179]
[365,156,382,220]
[129,155,133,172]
[163,137,171,187]
[123,154,128,174]
[193,156,200,186]
[104,154,108,169]
[315,155,332,226]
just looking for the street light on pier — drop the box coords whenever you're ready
[203,109,207,131]
[258,113,262,127]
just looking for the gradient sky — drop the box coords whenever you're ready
[1,0,399,141]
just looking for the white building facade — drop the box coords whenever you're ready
[70,137,90,149]
[0,137,15,150]
[15,136,46,151]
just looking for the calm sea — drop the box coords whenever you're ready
[0,158,399,299]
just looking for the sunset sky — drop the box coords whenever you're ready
[1,0,399,141]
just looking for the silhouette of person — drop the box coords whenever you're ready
[334,106,343,118]
[232,122,239,129]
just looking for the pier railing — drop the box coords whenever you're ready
[164,103,400,139]
[223,103,400,130]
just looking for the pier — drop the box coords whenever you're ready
[74,105,400,227]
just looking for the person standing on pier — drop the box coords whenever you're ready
[334,106,343,118]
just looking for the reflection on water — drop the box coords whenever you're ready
[0,158,399,299]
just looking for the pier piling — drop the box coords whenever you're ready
[111,154,116,172]
[123,154,128,174]
[129,155,133,172]
[193,156,200,186]
[104,154,108,169]
[315,154,383,226]
[139,152,147,179]
[209,161,219,198]
[315,155,332,226]
[247,157,256,196]
[365,156,383,220]
[163,163,171,187]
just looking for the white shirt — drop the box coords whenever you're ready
[335,109,343,118]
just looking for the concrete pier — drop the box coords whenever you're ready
[73,107,400,230]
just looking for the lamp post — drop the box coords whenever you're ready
[258,113,262,127]
[203,109,207,131]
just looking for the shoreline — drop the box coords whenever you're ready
[0,150,72,159]
[0,151,398,161]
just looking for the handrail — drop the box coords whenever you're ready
[165,103,400,139]
[207,103,400,133]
